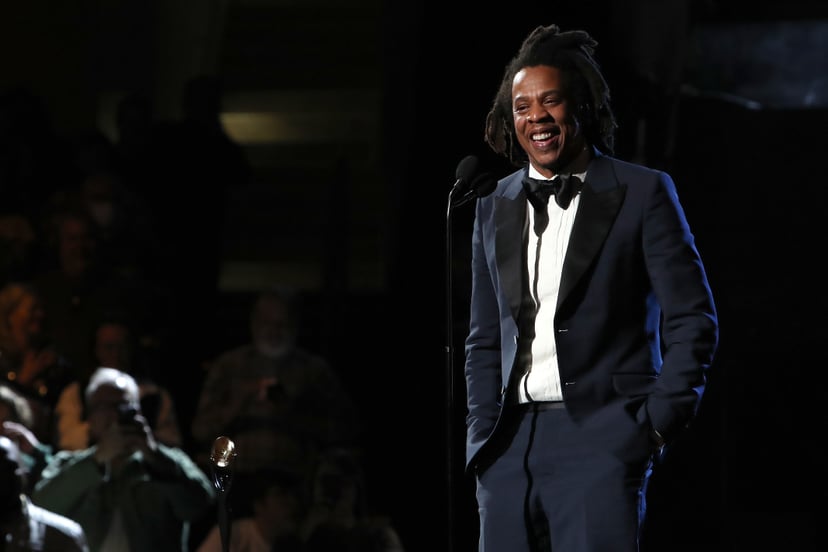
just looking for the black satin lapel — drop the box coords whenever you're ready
[495,196,528,321]
[558,183,626,311]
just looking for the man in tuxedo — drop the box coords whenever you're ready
[463,23,718,552]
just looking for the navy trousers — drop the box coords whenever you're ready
[475,403,654,552]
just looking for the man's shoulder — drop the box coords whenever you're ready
[594,153,664,179]
[586,154,670,195]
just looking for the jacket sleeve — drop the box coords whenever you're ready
[140,443,216,520]
[642,170,719,442]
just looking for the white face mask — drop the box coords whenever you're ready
[87,201,115,227]
[254,337,294,359]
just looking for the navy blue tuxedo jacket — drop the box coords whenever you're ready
[464,150,719,473]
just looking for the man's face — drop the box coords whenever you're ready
[8,291,44,340]
[512,64,586,177]
[251,297,295,359]
[59,216,96,277]
[85,384,134,442]
[95,323,131,369]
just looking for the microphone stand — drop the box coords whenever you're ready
[445,190,460,552]
[210,436,237,552]
[214,471,232,552]
[445,162,495,552]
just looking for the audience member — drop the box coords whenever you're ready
[71,165,159,279]
[31,367,215,552]
[302,447,405,552]
[195,467,307,552]
[54,317,183,451]
[190,289,361,491]
[51,124,159,277]
[0,281,73,443]
[33,206,155,382]
[1,384,54,492]
[1,435,89,551]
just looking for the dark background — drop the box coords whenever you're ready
[3,1,827,551]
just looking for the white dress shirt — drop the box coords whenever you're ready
[516,166,586,403]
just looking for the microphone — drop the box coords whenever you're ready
[450,155,480,201]
[209,435,236,494]
[450,155,497,208]
[451,171,497,208]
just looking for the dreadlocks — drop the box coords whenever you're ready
[484,24,617,167]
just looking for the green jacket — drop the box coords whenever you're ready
[31,444,215,552]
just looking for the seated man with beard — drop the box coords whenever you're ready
[190,288,361,511]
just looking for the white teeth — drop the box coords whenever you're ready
[532,132,552,140]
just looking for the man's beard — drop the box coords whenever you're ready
[254,338,293,359]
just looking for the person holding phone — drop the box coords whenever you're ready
[31,367,215,552]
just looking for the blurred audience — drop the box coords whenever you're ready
[0,384,53,492]
[31,367,215,552]
[74,165,158,279]
[0,77,409,552]
[33,206,160,383]
[195,467,307,552]
[0,281,73,443]
[190,288,361,498]
[1,435,89,551]
[302,447,405,552]
[54,317,183,451]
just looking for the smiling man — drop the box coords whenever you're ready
[462,23,719,552]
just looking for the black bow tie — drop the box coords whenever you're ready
[522,173,581,210]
